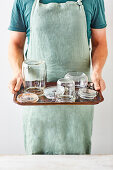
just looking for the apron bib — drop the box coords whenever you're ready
[23,0,94,154]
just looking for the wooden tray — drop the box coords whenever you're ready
[13,82,104,105]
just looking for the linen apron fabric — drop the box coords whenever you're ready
[22,0,94,155]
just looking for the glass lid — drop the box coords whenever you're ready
[44,86,57,99]
[78,88,98,99]
[17,93,39,103]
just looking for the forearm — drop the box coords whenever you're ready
[8,43,25,93]
[91,28,108,74]
[8,32,26,93]
[91,43,108,91]
[91,43,108,74]
[8,42,24,76]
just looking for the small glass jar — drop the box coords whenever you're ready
[22,59,47,95]
[56,78,76,102]
[65,72,88,88]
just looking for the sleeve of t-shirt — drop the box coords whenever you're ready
[91,0,107,29]
[8,0,26,32]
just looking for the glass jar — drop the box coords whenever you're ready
[56,78,76,102]
[65,72,88,88]
[22,59,47,95]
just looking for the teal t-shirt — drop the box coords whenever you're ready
[8,0,107,44]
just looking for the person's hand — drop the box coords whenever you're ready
[91,71,106,92]
[8,73,24,94]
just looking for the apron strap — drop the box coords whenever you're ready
[77,0,82,6]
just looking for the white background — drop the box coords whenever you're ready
[0,0,113,154]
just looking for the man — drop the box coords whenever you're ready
[8,0,108,154]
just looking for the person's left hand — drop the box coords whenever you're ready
[91,71,106,92]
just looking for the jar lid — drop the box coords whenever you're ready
[78,88,98,99]
[17,93,39,103]
[44,86,57,99]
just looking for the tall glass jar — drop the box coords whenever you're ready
[22,59,47,95]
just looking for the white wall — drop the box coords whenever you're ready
[91,0,113,154]
[0,0,113,154]
[0,0,25,154]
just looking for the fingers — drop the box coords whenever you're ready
[8,77,23,94]
[22,79,26,88]
[91,72,106,92]
[100,79,106,92]
[8,78,17,94]
[93,79,100,90]
[14,77,23,91]
[93,79,101,91]
[93,79,106,92]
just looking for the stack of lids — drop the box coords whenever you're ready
[78,88,98,99]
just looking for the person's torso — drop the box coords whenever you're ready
[21,0,94,44]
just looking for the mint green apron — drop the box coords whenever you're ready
[23,0,94,154]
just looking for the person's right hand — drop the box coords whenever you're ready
[8,73,24,94]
